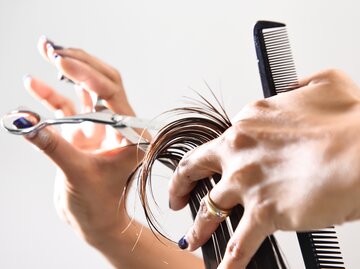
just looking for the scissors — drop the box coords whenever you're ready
[1,99,163,152]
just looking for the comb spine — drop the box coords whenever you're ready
[253,21,285,98]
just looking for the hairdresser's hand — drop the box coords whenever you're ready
[20,37,204,269]
[24,36,143,243]
[169,69,360,269]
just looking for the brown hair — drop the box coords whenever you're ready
[128,92,286,269]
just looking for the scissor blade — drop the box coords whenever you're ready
[113,115,164,130]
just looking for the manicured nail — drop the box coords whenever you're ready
[44,38,63,50]
[22,74,31,82]
[40,35,48,42]
[178,236,188,250]
[22,74,32,89]
[46,42,54,50]
[13,117,34,129]
[52,44,63,50]
[57,72,75,84]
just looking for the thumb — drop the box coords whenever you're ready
[26,127,84,172]
[218,211,270,269]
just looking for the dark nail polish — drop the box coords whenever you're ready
[46,39,54,45]
[52,44,64,50]
[57,72,75,84]
[13,117,34,129]
[46,39,63,50]
[178,236,188,250]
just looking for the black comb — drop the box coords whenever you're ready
[253,20,345,269]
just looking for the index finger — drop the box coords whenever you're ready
[169,138,221,210]
[54,55,133,116]
[38,37,120,84]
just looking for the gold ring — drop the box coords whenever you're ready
[205,190,231,218]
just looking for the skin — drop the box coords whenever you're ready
[169,69,360,269]
[24,36,203,269]
[22,37,360,269]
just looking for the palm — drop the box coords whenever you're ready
[23,37,143,237]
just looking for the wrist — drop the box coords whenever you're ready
[84,211,131,248]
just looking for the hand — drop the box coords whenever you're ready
[25,36,143,243]
[169,69,360,269]
[24,37,204,269]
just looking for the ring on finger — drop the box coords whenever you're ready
[205,189,232,218]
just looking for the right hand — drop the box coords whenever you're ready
[24,36,144,244]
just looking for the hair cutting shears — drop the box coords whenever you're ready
[1,99,163,152]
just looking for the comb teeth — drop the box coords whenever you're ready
[297,229,345,269]
[254,21,345,269]
[310,228,345,269]
[262,27,298,93]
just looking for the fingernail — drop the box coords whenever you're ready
[22,74,32,89]
[54,54,62,62]
[13,117,34,129]
[54,109,64,118]
[52,44,64,50]
[46,42,54,50]
[40,35,48,42]
[44,38,63,50]
[177,236,188,250]
[57,72,75,84]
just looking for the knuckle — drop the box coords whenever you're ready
[316,68,349,86]
[226,240,246,263]
[321,68,343,79]
[199,198,223,223]
[112,69,122,81]
[248,99,271,110]
[176,153,192,176]
[37,130,59,154]
[223,124,256,149]
[242,100,269,117]
[228,162,262,191]
[250,198,276,229]
[189,226,200,244]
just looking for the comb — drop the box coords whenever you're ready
[253,20,345,269]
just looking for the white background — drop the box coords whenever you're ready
[0,0,359,268]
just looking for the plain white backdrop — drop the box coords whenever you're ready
[1,0,360,268]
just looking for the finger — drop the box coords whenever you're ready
[179,179,239,251]
[53,55,133,115]
[218,210,272,269]
[37,36,120,83]
[37,36,63,62]
[24,75,76,116]
[37,35,50,61]
[169,139,221,210]
[26,127,86,177]
[73,87,106,142]
[297,69,344,88]
[55,48,121,83]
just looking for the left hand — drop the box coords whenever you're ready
[168,69,360,269]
